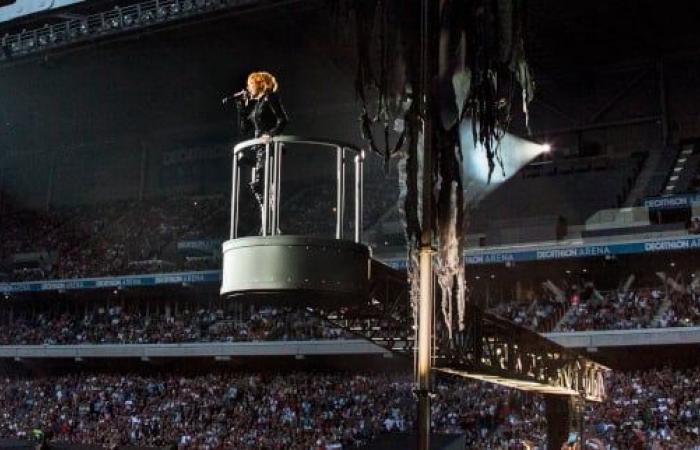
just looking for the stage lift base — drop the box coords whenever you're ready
[220,235,371,305]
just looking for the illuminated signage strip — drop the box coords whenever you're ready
[383,234,700,268]
[643,193,700,210]
[0,270,221,293]
[3,234,700,292]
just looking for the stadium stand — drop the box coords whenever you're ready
[626,146,682,206]
[470,155,646,236]
[589,367,700,449]
[660,291,700,327]
[0,300,347,345]
[0,371,547,449]
[489,296,567,333]
[557,287,665,331]
[660,143,700,196]
[0,179,397,282]
[0,368,698,449]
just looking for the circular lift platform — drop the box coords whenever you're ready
[221,235,370,304]
[221,136,370,305]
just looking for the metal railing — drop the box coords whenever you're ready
[230,135,365,242]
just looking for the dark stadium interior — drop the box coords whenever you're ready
[2,0,700,449]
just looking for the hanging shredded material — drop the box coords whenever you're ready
[333,0,534,339]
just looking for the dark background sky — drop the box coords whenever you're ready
[1,0,699,208]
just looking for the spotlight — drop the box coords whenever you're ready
[542,143,552,153]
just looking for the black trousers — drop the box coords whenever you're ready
[249,146,266,209]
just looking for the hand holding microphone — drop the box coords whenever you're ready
[222,89,249,105]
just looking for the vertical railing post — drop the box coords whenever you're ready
[229,151,239,239]
[354,150,364,243]
[336,146,346,239]
[274,142,283,234]
[269,142,278,236]
[262,142,272,237]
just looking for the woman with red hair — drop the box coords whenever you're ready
[226,71,289,230]
[236,71,288,139]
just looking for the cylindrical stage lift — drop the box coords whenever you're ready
[220,135,370,305]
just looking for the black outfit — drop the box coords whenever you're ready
[234,92,289,209]
[236,91,288,138]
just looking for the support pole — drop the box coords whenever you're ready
[45,151,56,212]
[417,246,433,450]
[336,146,345,239]
[580,403,585,449]
[354,150,364,243]
[578,393,586,450]
[138,140,147,202]
[658,60,669,146]
[417,0,437,449]
[545,395,572,450]
[0,165,5,214]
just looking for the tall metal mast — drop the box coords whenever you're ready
[417,0,438,449]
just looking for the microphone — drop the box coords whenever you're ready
[222,90,248,105]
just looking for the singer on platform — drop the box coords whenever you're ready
[223,71,288,231]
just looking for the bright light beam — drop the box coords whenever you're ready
[460,120,549,205]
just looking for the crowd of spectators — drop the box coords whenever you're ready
[657,290,700,327]
[589,367,700,449]
[558,288,665,331]
[0,371,544,449]
[279,180,397,237]
[0,197,228,282]
[0,182,397,283]
[0,304,348,345]
[489,296,567,333]
[0,284,693,349]
[1,367,700,449]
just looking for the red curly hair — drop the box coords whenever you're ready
[247,71,279,95]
